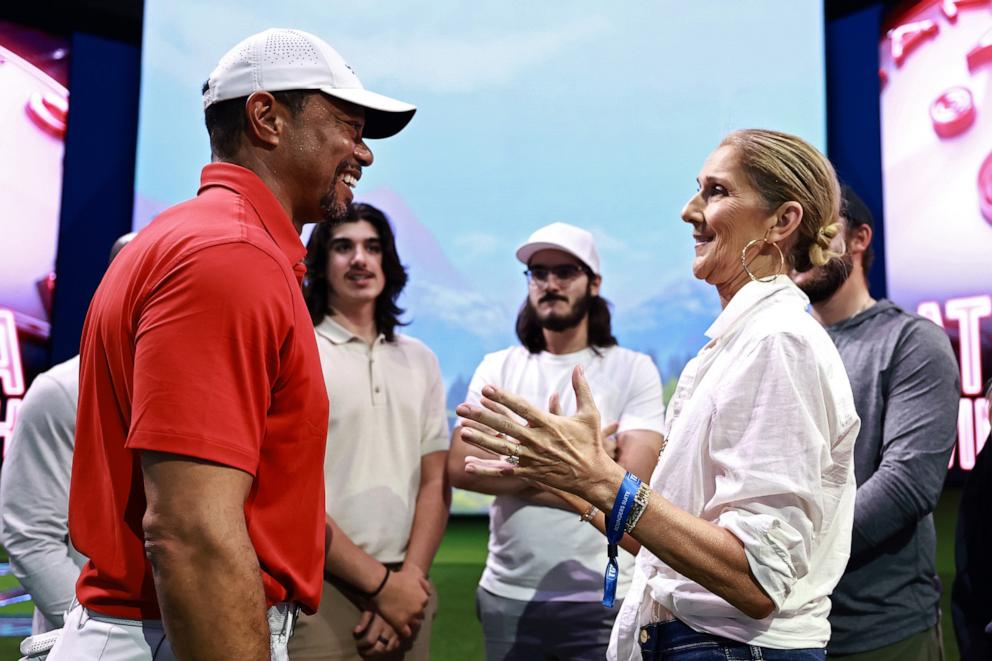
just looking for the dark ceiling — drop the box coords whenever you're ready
[0,0,143,44]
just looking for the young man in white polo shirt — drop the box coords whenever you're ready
[448,222,665,660]
[290,203,450,660]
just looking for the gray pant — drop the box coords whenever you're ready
[34,600,296,660]
[827,624,944,661]
[476,586,620,661]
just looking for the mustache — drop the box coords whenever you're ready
[336,161,363,177]
[539,293,568,304]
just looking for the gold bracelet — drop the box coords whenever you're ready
[579,504,598,523]
[624,483,652,534]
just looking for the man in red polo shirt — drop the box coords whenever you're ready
[45,29,415,661]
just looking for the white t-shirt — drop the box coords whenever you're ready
[464,345,665,602]
[609,276,859,657]
[315,317,450,564]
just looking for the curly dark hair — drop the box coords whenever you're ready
[304,203,409,341]
[515,273,618,354]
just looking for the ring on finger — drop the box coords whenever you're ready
[505,454,520,466]
[377,635,390,645]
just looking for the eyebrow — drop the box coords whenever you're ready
[697,174,731,186]
[327,103,366,127]
[330,236,380,244]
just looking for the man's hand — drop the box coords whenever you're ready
[354,610,402,658]
[600,421,619,460]
[372,564,430,638]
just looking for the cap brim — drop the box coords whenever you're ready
[322,87,416,139]
[516,241,573,265]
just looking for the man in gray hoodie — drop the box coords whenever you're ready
[791,185,959,660]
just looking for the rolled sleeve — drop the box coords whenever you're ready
[717,508,811,609]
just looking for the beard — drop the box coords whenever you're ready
[532,289,592,332]
[319,188,348,223]
[319,163,351,223]
[797,252,855,304]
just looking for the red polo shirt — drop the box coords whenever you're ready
[69,163,329,619]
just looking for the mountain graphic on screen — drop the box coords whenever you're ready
[614,276,721,388]
[357,187,514,396]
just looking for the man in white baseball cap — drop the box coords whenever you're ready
[43,29,414,661]
[202,28,415,140]
[448,222,666,660]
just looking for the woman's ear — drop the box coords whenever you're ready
[767,201,803,243]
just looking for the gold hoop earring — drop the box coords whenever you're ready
[740,237,785,283]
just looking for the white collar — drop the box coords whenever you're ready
[704,275,808,341]
[315,315,385,346]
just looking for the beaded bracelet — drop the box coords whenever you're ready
[579,504,598,523]
[624,482,652,534]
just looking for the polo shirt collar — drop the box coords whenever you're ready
[315,315,386,346]
[198,163,306,276]
[705,274,807,340]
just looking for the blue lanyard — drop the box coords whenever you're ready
[603,471,641,607]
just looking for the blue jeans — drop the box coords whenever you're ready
[639,620,825,660]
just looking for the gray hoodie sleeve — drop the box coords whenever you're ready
[850,320,960,558]
[0,357,86,629]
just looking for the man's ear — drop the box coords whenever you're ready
[847,223,873,261]
[244,91,285,148]
[589,274,602,297]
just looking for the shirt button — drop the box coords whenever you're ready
[374,386,381,394]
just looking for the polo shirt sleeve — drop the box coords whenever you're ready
[706,333,838,612]
[420,348,450,455]
[617,353,666,435]
[126,242,294,476]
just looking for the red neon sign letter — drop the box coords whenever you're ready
[0,309,25,397]
[945,295,991,395]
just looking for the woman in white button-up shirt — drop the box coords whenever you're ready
[458,129,859,660]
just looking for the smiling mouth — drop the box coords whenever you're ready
[691,222,715,247]
[342,173,359,189]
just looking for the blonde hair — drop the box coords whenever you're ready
[720,129,841,272]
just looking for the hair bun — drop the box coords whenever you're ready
[809,220,841,267]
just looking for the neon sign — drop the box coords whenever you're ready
[0,309,25,454]
[917,296,990,470]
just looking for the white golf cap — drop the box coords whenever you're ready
[202,28,415,139]
[515,222,601,275]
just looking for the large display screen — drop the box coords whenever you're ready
[0,21,69,457]
[880,0,992,472]
[136,1,826,512]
